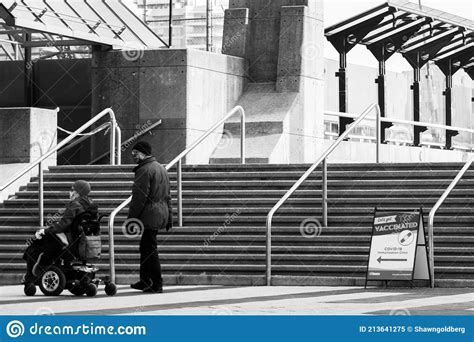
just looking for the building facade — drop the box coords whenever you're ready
[133,0,228,51]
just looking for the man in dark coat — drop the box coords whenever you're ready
[128,141,172,293]
[23,180,96,293]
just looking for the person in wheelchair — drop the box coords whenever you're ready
[23,180,96,292]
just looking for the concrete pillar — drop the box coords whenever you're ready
[277,4,324,162]
[221,0,324,163]
[227,0,323,83]
[222,8,250,58]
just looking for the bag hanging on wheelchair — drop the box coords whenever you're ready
[73,209,102,261]
[77,234,101,260]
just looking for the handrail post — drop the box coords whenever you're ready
[266,214,273,286]
[38,162,44,227]
[322,158,328,227]
[116,125,122,165]
[108,213,116,284]
[110,117,116,166]
[265,103,379,286]
[177,159,183,227]
[241,109,246,164]
[427,156,474,288]
[428,218,435,288]
[105,106,245,283]
[376,107,381,163]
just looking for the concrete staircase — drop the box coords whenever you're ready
[0,163,473,287]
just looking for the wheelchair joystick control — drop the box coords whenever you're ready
[35,229,45,240]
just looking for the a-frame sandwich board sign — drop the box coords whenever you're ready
[365,208,430,287]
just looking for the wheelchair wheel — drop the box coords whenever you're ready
[39,265,66,296]
[69,285,86,296]
[104,282,117,296]
[24,283,36,296]
[85,283,97,297]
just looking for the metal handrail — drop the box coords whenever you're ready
[88,119,163,165]
[323,109,474,288]
[427,156,474,288]
[57,122,112,157]
[107,105,246,283]
[265,103,381,286]
[325,111,474,142]
[0,108,121,226]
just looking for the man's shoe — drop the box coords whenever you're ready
[143,286,163,294]
[130,281,151,291]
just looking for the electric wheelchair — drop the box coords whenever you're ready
[24,208,117,297]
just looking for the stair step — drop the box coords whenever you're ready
[2,216,474,227]
[46,163,466,172]
[37,170,474,180]
[22,179,474,189]
[4,197,474,207]
[0,244,371,253]
[1,225,471,233]
[3,206,474,216]
[0,234,472,245]
[2,262,472,275]
[3,254,473,263]
[13,189,474,200]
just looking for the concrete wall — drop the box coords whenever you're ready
[91,49,247,164]
[0,164,37,202]
[0,59,92,164]
[0,107,57,201]
[0,107,57,163]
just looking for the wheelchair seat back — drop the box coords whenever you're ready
[69,205,102,261]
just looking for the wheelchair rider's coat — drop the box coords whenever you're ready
[48,196,96,244]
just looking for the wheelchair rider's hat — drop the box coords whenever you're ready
[72,180,91,197]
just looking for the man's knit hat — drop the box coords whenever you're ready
[132,141,152,156]
[72,180,91,196]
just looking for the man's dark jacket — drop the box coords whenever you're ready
[128,157,172,230]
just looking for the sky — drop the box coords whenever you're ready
[324,0,473,71]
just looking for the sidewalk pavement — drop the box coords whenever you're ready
[1,285,473,316]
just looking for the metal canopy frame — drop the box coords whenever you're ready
[0,0,169,106]
[325,0,474,148]
[0,0,168,50]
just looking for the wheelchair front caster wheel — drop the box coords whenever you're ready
[105,282,117,296]
[85,283,98,297]
[69,285,86,296]
[24,283,36,296]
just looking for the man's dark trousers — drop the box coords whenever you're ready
[139,229,162,288]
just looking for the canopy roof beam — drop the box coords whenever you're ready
[23,39,97,47]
